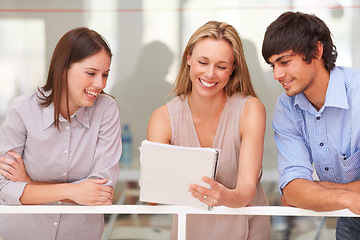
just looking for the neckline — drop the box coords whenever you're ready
[184,95,229,148]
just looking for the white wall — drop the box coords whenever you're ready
[1,0,359,170]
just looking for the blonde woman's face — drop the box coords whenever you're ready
[187,38,234,98]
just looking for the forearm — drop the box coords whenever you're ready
[226,184,256,208]
[19,183,72,205]
[284,178,358,212]
[316,180,360,193]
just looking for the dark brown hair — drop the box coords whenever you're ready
[262,11,337,71]
[37,27,112,128]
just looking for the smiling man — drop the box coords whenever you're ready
[262,11,360,239]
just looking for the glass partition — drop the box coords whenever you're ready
[1,0,358,169]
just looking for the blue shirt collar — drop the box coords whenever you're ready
[294,66,349,112]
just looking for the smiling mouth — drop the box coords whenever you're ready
[281,80,293,88]
[199,78,217,88]
[84,89,99,98]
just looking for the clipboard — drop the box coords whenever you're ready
[139,140,220,210]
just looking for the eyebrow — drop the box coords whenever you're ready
[270,54,295,64]
[198,56,231,65]
[85,67,110,72]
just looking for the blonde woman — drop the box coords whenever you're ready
[148,21,270,239]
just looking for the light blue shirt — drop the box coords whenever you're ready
[273,66,360,194]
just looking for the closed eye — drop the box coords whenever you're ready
[87,72,95,76]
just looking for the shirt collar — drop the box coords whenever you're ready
[294,66,348,111]
[43,103,55,130]
[74,107,90,128]
[42,102,91,130]
[324,66,349,110]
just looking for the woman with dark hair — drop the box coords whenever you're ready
[0,27,121,239]
[148,21,269,240]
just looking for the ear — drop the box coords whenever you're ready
[231,63,236,75]
[314,41,324,62]
[186,50,191,66]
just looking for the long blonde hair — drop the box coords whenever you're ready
[172,21,257,98]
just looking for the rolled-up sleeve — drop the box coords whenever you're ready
[0,97,28,205]
[272,95,314,195]
[0,182,27,205]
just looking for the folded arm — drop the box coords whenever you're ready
[20,179,113,205]
[1,151,113,205]
[0,97,121,206]
[283,178,360,214]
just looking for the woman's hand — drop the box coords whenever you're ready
[189,176,256,208]
[0,151,32,183]
[69,178,114,206]
[188,177,230,207]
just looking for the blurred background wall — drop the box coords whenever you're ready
[1,0,359,172]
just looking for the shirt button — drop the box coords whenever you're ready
[316,116,320,120]
[64,150,68,154]
[324,167,329,171]
[320,142,324,146]
[66,126,70,130]
[54,222,58,226]
[58,201,62,205]
[62,172,67,176]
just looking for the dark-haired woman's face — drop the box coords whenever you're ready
[62,50,110,117]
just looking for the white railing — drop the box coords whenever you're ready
[0,205,357,240]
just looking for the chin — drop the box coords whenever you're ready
[82,100,96,107]
[285,89,300,97]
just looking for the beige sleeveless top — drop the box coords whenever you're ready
[167,93,270,240]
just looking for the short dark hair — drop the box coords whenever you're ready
[262,11,337,71]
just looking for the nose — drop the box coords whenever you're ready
[273,66,285,81]
[93,75,107,89]
[204,65,215,79]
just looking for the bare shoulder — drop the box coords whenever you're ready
[147,104,172,144]
[149,105,171,127]
[243,96,265,114]
[239,97,266,136]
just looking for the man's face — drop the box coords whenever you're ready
[268,50,318,97]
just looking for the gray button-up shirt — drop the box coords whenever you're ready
[0,90,122,239]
